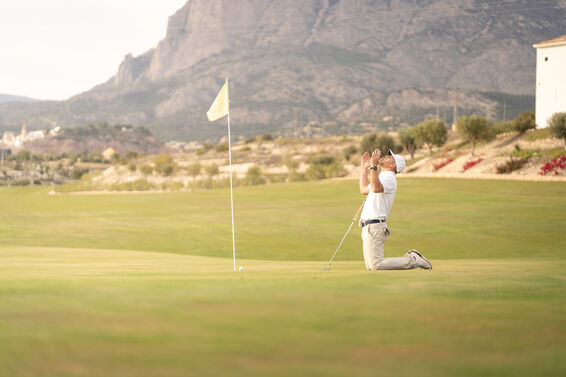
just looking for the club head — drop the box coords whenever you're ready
[322,266,330,271]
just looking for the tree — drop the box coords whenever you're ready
[205,163,219,176]
[398,127,420,160]
[513,111,536,134]
[414,119,447,156]
[360,132,396,155]
[342,145,358,161]
[186,162,202,176]
[153,153,177,176]
[456,115,493,156]
[244,165,265,185]
[548,112,566,149]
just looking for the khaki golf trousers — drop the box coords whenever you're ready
[361,222,418,270]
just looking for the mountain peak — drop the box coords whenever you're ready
[2,0,565,141]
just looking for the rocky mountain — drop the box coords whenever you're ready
[0,94,39,103]
[1,0,565,141]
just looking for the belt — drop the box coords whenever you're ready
[361,219,386,227]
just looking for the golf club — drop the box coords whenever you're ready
[322,200,366,271]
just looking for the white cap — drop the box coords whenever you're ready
[388,150,406,173]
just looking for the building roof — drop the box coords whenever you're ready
[533,35,566,48]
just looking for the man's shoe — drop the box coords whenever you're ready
[409,250,432,269]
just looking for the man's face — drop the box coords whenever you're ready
[380,155,396,171]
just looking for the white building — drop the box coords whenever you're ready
[533,35,566,128]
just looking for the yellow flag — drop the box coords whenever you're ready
[206,79,230,121]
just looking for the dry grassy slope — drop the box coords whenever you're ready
[92,129,565,189]
[405,129,565,179]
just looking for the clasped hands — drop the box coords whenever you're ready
[361,149,382,170]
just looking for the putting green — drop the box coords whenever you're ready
[1,246,564,377]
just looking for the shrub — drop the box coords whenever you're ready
[153,154,177,176]
[127,162,137,172]
[190,177,213,190]
[12,179,31,186]
[140,165,153,175]
[360,132,396,155]
[284,156,299,171]
[16,151,31,161]
[513,111,536,134]
[462,158,483,171]
[90,151,104,163]
[31,153,46,163]
[205,163,219,176]
[71,168,88,180]
[307,153,335,165]
[214,143,229,152]
[161,164,174,176]
[187,161,202,177]
[324,162,346,178]
[111,153,121,165]
[131,179,155,191]
[433,158,453,171]
[548,112,566,148]
[305,164,327,180]
[511,145,537,160]
[493,121,515,135]
[244,165,265,185]
[538,156,566,176]
[496,158,527,174]
[267,174,287,184]
[186,162,201,176]
[289,172,307,182]
[110,179,155,191]
[196,144,212,155]
[261,134,274,141]
[343,145,358,161]
[170,181,185,191]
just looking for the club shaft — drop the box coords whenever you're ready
[327,220,356,266]
[325,200,366,269]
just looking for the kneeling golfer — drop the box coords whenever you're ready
[359,149,432,270]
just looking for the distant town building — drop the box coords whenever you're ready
[534,35,566,128]
[1,124,53,147]
[103,148,117,161]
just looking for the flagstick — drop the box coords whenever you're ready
[227,111,236,272]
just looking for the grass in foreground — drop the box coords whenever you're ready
[1,178,564,376]
[1,247,564,377]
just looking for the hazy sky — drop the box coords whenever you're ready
[0,0,187,101]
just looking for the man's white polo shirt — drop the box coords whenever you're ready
[360,170,397,221]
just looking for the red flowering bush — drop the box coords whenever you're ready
[434,158,453,171]
[538,156,566,176]
[462,158,483,171]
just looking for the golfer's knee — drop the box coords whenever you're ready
[368,259,384,271]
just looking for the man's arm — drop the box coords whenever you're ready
[370,149,384,193]
[359,152,370,195]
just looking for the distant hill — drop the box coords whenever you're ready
[0,0,564,141]
[0,94,39,103]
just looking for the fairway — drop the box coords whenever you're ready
[1,178,565,376]
[1,178,565,260]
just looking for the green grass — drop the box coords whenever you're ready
[1,178,565,376]
[1,178,565,260]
